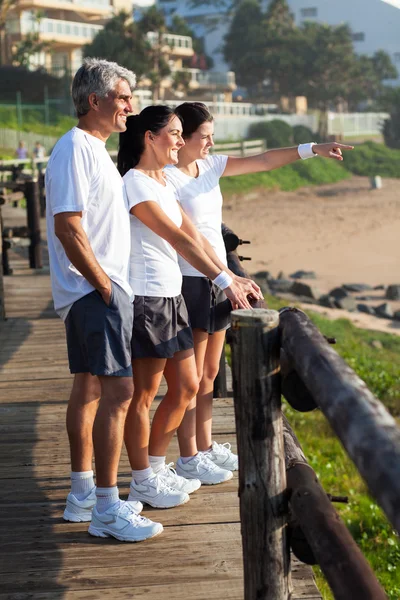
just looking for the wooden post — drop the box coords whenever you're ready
[230,308,290,600]
[280,307,400,534]
[25,179,42,269]
[0,207,5,320]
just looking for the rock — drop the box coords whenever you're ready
[253,270,274,282]
[268,279,293,294]
[374,285,385,291]
[289,270,317,280]
[328,287,351,300]
[355,295,373,301]
[394,311,400,321]
[277,271,287,280]
[386,285,400,301]
[357,304,376,315]
[343,283,373,293]
[335,296,357,311]
[371,340,383,349]
[375,303,394,319]
[319,295,337,308]
[290,281,321,300]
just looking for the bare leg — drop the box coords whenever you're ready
[196,330,226,451]
[124,358,166,471]
[177,330,208,457]
[149,348,199,458]
[66,373,100,472]
[92,376,133,487]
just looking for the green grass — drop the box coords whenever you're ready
[0,105,75,137]
[228,295,400,598]
[220,156,351,196]
[342,141,400,178]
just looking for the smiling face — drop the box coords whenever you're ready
[148,115,185,166]
[95,78,133,135]
[182,120,214,161]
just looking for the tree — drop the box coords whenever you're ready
[0,0,17,64]
[382,88,400,149]
[11,13,52,69]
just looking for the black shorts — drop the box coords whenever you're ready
[182,276,231,334]
[65,281,133,377]
[131,294,194,360]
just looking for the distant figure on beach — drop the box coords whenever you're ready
[33,141,45,171]
[15,141,28,159]
[45,58,162,543]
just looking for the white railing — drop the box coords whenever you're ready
[146,31,193,50]
[171,68,236,87]
[327,112,389,136]
[21,15,103,40]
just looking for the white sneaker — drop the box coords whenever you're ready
[88,501,163,542]
[157,462,201,495]
[176,454,233,485]
[63,489,143,522]
[203,441,239,471]
[63,488,96,522]
[128,473,190,509]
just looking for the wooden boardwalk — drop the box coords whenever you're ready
[0,206,322,599]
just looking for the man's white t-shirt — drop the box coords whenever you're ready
[165,154,228,278]
[123,169,183,297]
[46,127,133,320]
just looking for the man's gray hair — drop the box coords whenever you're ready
[72,57,136,117]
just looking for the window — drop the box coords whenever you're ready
[352,32,365,42]
[300,7,317,17]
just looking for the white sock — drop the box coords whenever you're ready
[180,454,197,464]
[149,455,166,473]
[132,466,153,484]
[202,446,213,454]
[95,486,119,513]
[70,470,95,500]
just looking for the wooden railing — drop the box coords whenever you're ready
[224,306,400,598]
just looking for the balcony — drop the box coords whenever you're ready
[146,31,194,58]
[17,0,111,16]
[20,14,103,45]
[170,68,236,91]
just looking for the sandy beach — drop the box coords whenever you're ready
[223,176,400,336]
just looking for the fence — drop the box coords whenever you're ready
[0,128,58,154]
[226,302,400,599]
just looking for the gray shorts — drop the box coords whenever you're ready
[65,281,133,377]
[182,276,231,334]
[131,294,194,360]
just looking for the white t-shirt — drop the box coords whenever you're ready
[123,169,183,297]
[165,154,228,277]
[46,127,133,320]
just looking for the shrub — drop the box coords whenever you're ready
[343,141,400,178]
[292,124,314,144]
[382,88,400,150]
[247,119,293,148]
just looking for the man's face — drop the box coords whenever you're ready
[96,78,133,134]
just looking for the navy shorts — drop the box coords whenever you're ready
[65,281,133,377]
[182,276,231,334]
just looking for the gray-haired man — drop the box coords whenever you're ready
[46,58,162,541]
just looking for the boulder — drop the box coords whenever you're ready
[290,281,321,300]
[386,285,400,301]
[319,295,337,308]
[374,285,385,291]
[328,287,350,300]
[371,340,383,350]
[394,310,400,321]
[375,303,394,319]
[277,270,288,280]
[289,270,317,280]
[268,279,293,294]
[343,283,373,293]
[253,270,274,282]
[357,304,376,315]
[335,296,357,311]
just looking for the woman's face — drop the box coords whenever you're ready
[150,115,185,165]
[183,120,214,160]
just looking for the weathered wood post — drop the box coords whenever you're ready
[0,206,5,320]
[25,178,42,269]
[230,308,290,600]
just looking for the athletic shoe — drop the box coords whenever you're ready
[175,454,233,485]
[157,462,201,495]
[63,488,96,523]
[88,501,163,542]
[128,472,190,509]
[202,441,239,471]
[63,489,143,522]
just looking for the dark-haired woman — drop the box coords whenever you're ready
[118,106,261,509]
[165,102,353,477]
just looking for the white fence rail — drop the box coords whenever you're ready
[0,129,58,154]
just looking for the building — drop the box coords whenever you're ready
[5,0,132,75]
[156,0,400,83]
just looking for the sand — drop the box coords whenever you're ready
[223,176,400,336]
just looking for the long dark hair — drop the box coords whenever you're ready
[118,105,178,176]
[174,102,213,139]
